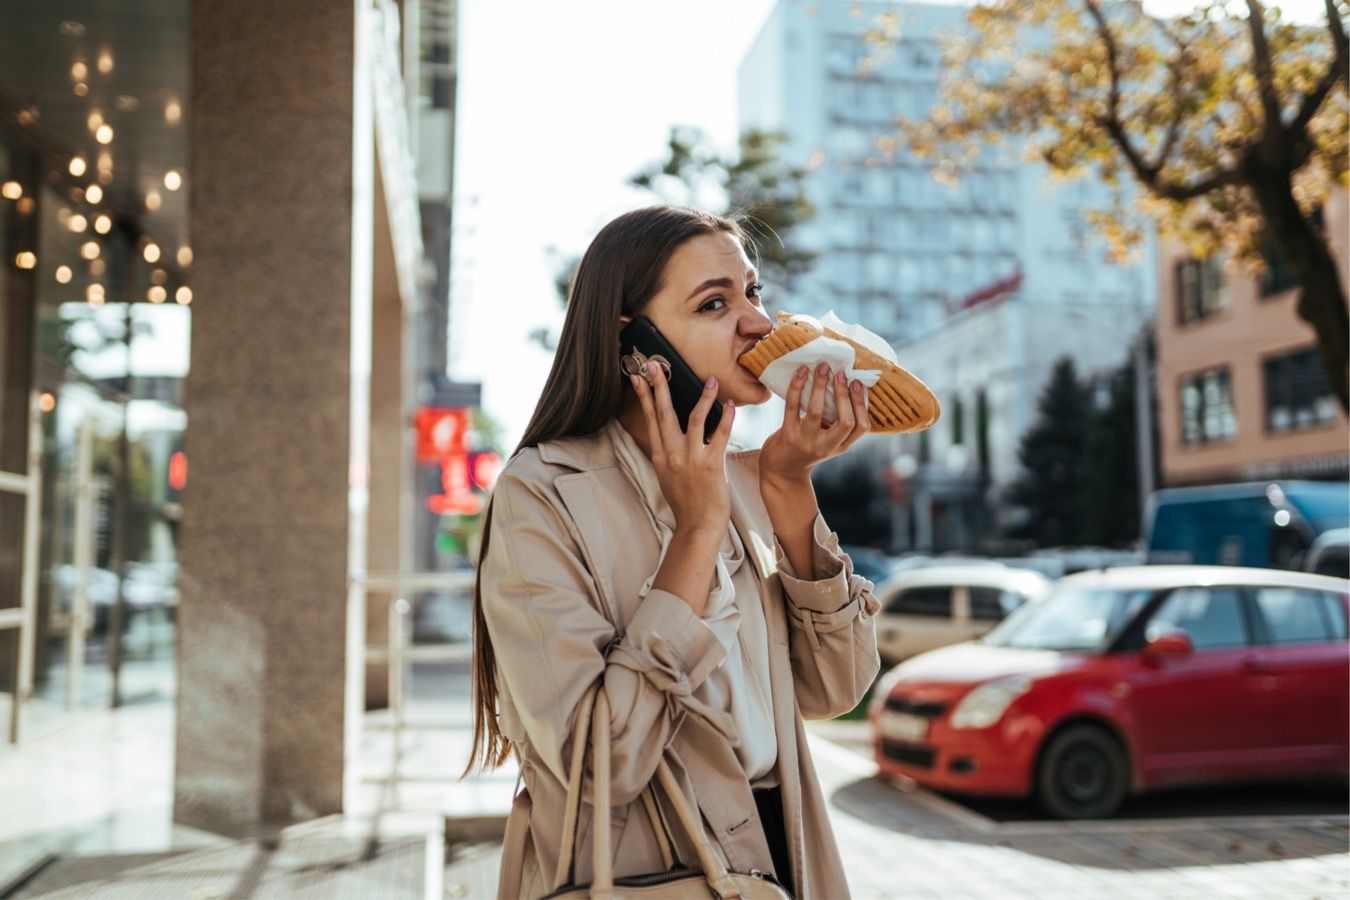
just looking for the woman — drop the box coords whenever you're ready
[466,205,880,899]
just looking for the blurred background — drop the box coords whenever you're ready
[0,0,1345,896]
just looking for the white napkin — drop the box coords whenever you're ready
[757,311,896,423]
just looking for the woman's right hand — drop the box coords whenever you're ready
[629,364,736,537]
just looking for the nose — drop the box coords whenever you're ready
[738,301,772,339]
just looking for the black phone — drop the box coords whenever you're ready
[619,316,723,443]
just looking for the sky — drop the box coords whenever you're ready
[448,0,781,450]
[448,0,1332,453]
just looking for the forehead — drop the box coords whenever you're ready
[663,232,754,285]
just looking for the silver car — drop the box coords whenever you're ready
[872,565,1054,665]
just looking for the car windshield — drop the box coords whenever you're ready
[981,586,1155,652]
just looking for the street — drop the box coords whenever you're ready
[428,661,1349,898]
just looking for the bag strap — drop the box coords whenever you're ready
[557,684,746,900]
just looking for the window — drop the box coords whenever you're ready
[1146,587,1247,649]
[1180,367,1236,445]
[969,587,1025,622]
[1253,588,1347,644]
[884,586,953,618]
[1176,257,1227,324]
[1264,347,1337,433]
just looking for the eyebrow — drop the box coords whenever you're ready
[685,270,759,303]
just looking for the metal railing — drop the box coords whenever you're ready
[351,568,476,792]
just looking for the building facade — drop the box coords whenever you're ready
[0,0,454,858]
[738,0,1156,550]
[1155,191,1349,487]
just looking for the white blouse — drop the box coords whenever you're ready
[606,419,779,786]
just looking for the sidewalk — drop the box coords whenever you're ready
[4,674,1346,899]
[0,663,506,899]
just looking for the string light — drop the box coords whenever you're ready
[165,99,181,124]
[55,265,72,284]
[148,285,167,303]
[39,393,56,413]
[151,268,167,285]
[16,197,34,214]
[94,214,111,233]
[1,181,21,200]
[143,242,161,263]
[145,190,162,211]
[97,49,113,74]
[95,124,113,144]
[73,83,88,97]
[80,240,100,260]
[87,110,103,131]
[67,214,87,232]
[87,284,104,305]
[89,259,106,276]
[85,184,103,204]
[175,286,192,305]
[177,246,193,266]
[69,157,87,177]
[15,252,36,269]
[163,170,182,191]
[71,61,87,80]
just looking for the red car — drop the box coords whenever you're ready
[870,566,1350,818]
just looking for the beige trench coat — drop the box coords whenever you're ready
[479,425,880,899]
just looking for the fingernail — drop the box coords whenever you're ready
[836,370,846,385]
[705,376,717,389]
[851,380,862,394]
[796,365,808,379]
[817,362,829,376]
[727,400,735,412]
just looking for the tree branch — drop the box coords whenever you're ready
[1245,0,1284,133]
[1288,0,1349,142]
[1085,0,1159,184]
[1155,167,1243,202]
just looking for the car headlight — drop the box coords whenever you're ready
[949,676,1032,730]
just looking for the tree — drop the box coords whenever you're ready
[1006,358,1093,546]
[889,0,1349,408]
[534,127,818,350]
[628,126,818,298]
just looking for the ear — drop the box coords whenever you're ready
[619,314,633,327]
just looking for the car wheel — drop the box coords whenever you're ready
[1035,724,1128,820]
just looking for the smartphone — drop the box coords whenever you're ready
[619,316,723,443]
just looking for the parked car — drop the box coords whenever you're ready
[1146,480,1349,570]
[870,566,1350,818]
[1306,528,1350,578]
[871,565,1054,665]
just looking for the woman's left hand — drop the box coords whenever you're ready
[760,361,870,484]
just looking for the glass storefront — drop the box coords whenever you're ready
[1,2,189,730]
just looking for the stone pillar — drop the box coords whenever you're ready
[175,0,372,831]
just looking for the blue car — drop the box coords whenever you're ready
[1146,481,1350,570]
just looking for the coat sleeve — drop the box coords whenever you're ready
[480,470,732,806]
[775,512,881,720]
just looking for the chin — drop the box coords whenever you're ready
[727,380,773,406]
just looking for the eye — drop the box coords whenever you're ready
[697,297,726,313]
[747,282,764,303]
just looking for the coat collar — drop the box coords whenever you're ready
[535,425,776,580]
[535,428,615,472]
[535,425,762,472]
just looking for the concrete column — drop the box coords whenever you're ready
[175,0,372,832]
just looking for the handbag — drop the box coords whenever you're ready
[544,683,793,900]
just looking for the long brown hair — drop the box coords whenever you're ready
[463,205,747,775]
